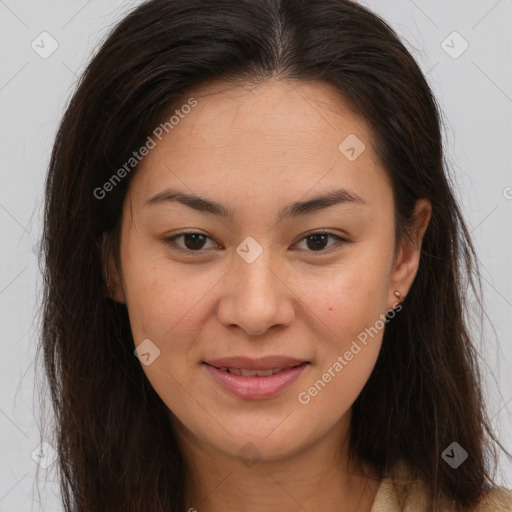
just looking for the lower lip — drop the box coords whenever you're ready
[203,362,309,400]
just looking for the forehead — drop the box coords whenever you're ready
[129,78,391,206]
[167,78,371,153]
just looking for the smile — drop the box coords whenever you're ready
[212,363,304,377]
[203,361,309,399]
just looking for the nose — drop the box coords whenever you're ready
[216,250,296,336]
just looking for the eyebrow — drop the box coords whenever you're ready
[144,186,366,221]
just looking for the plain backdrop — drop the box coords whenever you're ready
[0,1,511,510]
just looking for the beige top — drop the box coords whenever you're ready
[370,460,512,511]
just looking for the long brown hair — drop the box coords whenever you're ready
[38,0,508,510]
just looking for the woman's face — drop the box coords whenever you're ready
[108,78,428,463]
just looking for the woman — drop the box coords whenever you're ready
[38,0,512,510]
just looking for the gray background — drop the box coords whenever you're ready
[0,0,511,510]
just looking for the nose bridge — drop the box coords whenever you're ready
[217,240,294,335]
[238,247,278,299]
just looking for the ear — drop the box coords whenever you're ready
[101,232,127,304]
[388,198,431,307]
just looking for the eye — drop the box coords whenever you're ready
[163,230,347,254]
[164,231,219,252]
[294,231,347,253]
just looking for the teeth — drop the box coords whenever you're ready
[218,367,284,376]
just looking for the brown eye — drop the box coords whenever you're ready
[295,232,347,254]
[306,233,329,251]
[164,230,347,255]
[164,232,218,252]
[183,233,207,250]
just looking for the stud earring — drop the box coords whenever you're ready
[394,290,402,301]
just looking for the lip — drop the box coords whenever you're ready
[204,356,307,371]
[203,361,309,400]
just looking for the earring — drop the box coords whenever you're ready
[393,290,402,302]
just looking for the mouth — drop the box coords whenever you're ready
[204,362,305,377]
[202,357,310,399]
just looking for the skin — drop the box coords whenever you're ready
[107,77,431,512]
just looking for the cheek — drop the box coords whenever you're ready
[299,255,391,336]
[123,262,214,415]
[293,261,390,411]
[122,254,216,342]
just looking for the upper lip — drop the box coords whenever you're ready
[204,356,308,370]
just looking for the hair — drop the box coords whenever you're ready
[38,0,509,510]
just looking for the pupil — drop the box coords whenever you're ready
[185,233,205,250]
[308,234,327,250]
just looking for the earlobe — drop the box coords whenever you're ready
[101,232,127,304]
[388,199,432,307]
[104,261,127,304]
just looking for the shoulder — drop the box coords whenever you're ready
[370,459,512,512]
[473,486,512,511]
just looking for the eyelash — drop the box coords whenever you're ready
[163,230,348,255]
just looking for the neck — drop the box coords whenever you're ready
[174,414,380,512]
